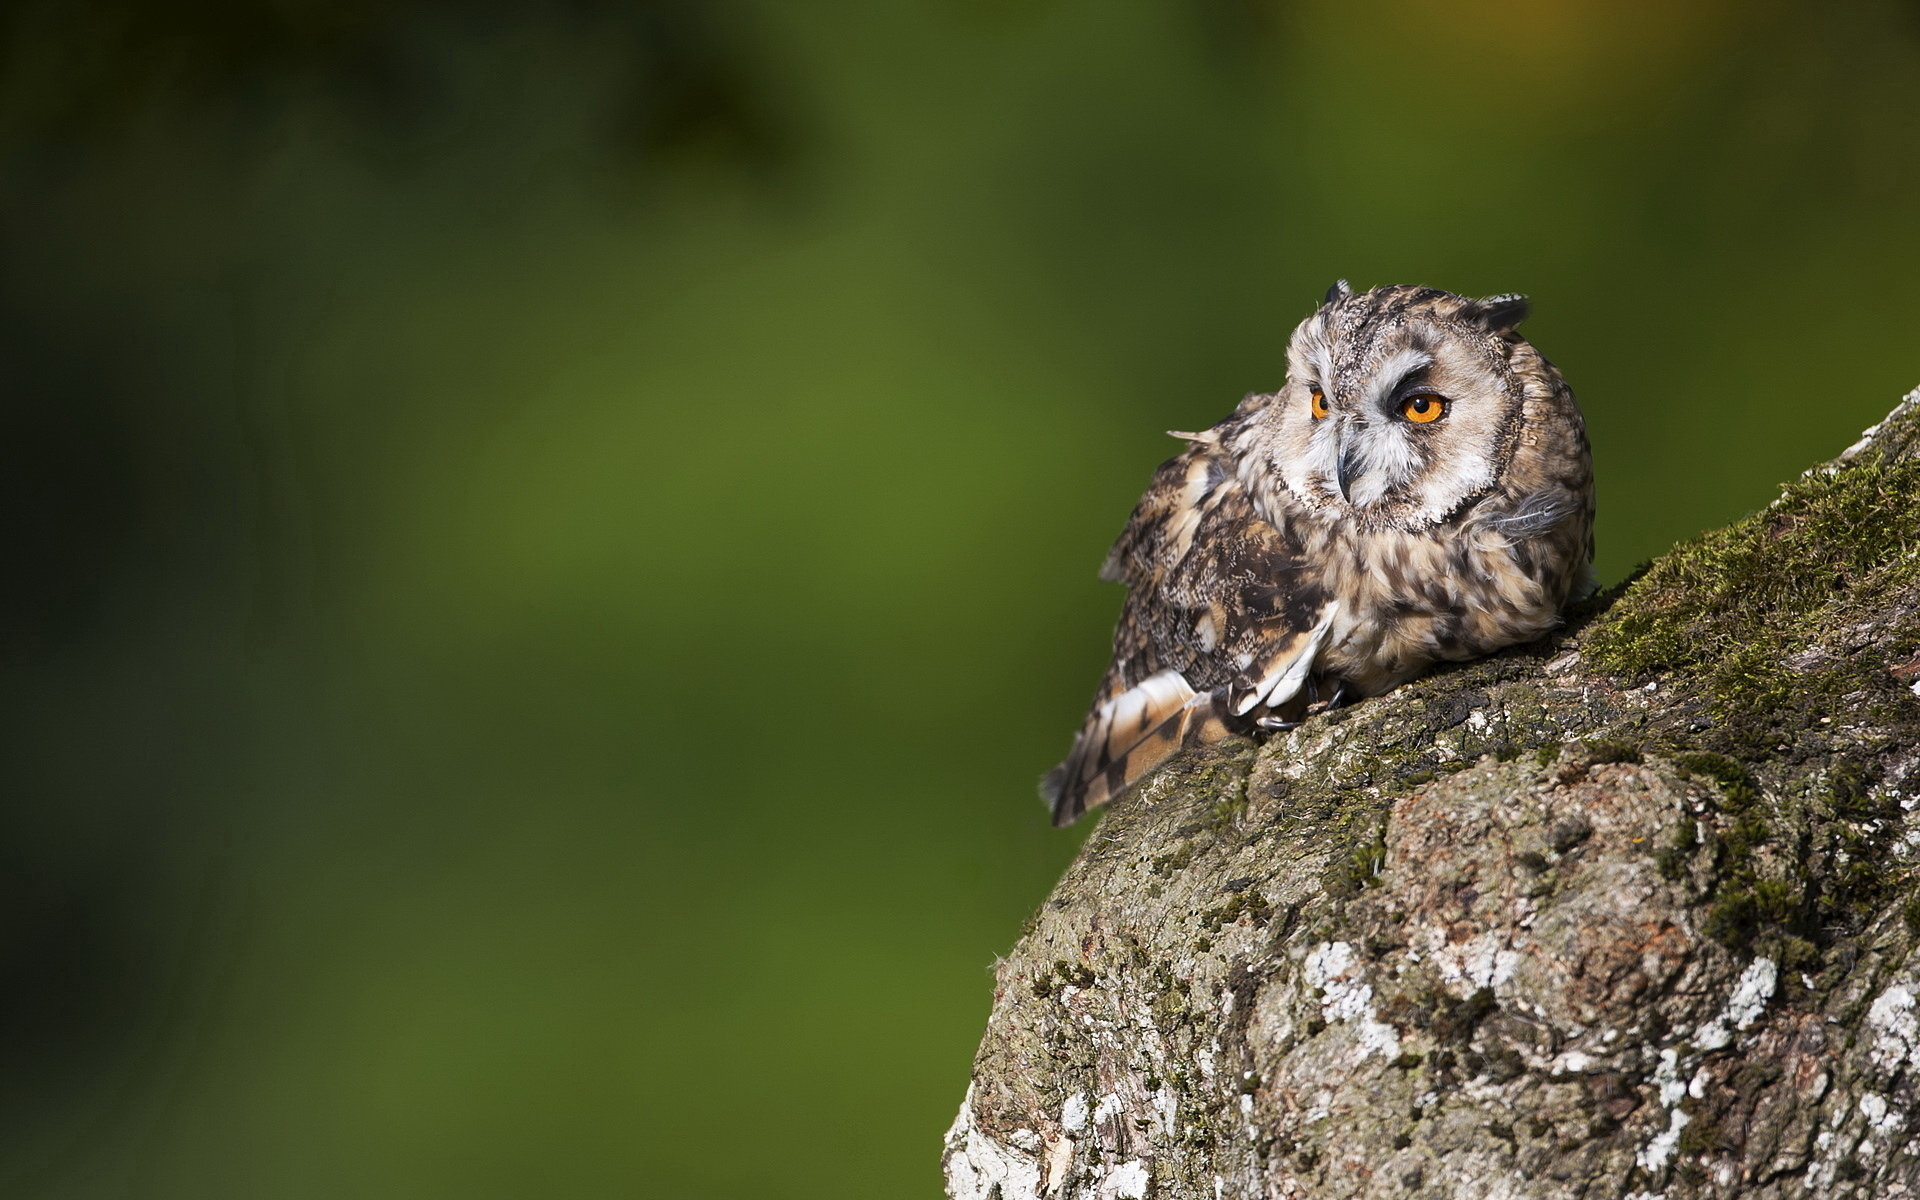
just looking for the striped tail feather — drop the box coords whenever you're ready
[1041,670,1234,827]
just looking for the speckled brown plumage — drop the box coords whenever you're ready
[1043,283,1594,825]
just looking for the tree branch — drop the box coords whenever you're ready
[948,388,1920,1200]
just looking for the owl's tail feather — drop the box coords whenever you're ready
[1042,670,1236,827]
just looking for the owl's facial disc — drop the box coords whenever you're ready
[1329,347,1451,506]
[1267,297,1524,525]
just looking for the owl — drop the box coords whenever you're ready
[1043,283,1594,826]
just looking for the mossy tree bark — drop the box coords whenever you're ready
[946,390,1920,1200]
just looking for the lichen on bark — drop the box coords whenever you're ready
[947,389,1920,1200]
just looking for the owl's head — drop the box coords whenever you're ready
[1241,282,1576,528]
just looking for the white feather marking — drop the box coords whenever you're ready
[1231,603,1339,716]
[1478,491,1575,538]
[1106,690,1146,735]
[1136,669,1196,714]
[1360,348,1433,406]
[1193,610,1220,653]
[1101,670,1196,738]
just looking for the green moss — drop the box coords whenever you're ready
[1654,822,1697,881]
[1704,889,1763,952]
[1902,898,1920,937]
[1149,843,1198,877]
[1589,457,1920,677]
[1199,889,1272,932]
[1205,791,1249,830]
[1724,811,1772,858]
[1586,453,1920,760]
[1671,752,1758,808]
[1822,762,1876,821]
[1040,959,1095,991]
[1581,738,1643,766]
[1151,985,1190,1022]
[1763,933,1818,973]
[1342,824,1388,891]
[1754,877,1800,923]
[1164,742,1257,833]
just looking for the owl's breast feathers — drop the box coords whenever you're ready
[1043,442,1590,827]
[1043,441,1336,826]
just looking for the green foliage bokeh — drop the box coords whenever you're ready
[5,0,1920,1196]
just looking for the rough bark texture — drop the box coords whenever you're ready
[946,390,1920,1200]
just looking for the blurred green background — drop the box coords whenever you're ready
[4,0,1920,1195]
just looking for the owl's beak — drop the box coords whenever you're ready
[1335,429,1360,502]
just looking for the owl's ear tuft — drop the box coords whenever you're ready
[1323,280,1353,306]
[1466,293,1530,331]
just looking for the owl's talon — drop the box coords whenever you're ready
[1254,716,1301,731]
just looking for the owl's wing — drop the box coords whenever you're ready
[1043,442,1336,826]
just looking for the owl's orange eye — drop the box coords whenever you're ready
[1401,394,1446,423]
[1310,389,1330,420]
